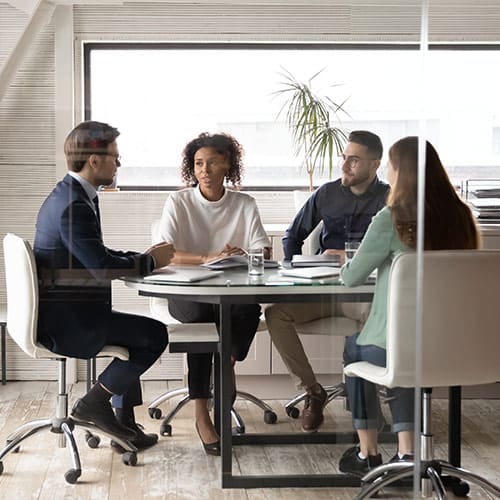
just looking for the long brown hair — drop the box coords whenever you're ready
[387,136,479,250]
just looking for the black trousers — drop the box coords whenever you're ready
[98,311,168,409]
[168,299,261,399]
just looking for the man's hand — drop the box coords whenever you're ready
[322,248,346,265]
[146,242,175,269]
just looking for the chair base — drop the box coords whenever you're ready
[356,459,500,499]
[148,387,278,436]
[0,416,138,483]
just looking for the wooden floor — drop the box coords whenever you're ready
[0,381,499,499]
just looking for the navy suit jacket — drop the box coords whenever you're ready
[34,174,153,358]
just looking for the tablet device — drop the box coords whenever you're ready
[144,268,223,283]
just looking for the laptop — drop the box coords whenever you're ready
[144,267,223,283]
[291,254,340,267]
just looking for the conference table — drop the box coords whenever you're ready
[122,266,463,489]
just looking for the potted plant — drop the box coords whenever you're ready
[273,68,350,191]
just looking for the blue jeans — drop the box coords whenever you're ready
[344,333,414,433]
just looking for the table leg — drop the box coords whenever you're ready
[219,300,233,486]
[1,324,6,385]
[448,386,461,467]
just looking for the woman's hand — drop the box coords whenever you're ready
[204,244,245,263]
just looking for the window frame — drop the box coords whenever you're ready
[83,42,500,191]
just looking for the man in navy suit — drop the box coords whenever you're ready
[34,121,174,452]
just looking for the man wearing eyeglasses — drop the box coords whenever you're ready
[34,120,174,453]
[265,130,389,433]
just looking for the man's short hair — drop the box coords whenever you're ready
[348,130,383,160]
[64,121,120,172]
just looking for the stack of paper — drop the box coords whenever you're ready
[468,198,500,219]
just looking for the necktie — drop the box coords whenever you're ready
[93,195,102,235]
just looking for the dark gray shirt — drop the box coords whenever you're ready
[282,176,390,260]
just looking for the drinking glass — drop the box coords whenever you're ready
[247,248,264,276]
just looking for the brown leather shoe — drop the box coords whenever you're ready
[301,384,328,432]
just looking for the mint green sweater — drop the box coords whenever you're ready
[340,206,408,349]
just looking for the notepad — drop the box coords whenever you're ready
[144,268,223,283]
[278,266,341,279]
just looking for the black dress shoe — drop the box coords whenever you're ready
[195,422,220,456]
[71,398,136,440]
[110,421,158,454]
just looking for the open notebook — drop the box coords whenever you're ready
[144,267,223,283]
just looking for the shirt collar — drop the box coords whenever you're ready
[68,171,98,201]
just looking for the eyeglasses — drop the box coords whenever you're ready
[96,153,121,164]
[338,155,377,168]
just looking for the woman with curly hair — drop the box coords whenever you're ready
[159,132,270,455]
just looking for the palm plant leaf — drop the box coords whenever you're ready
[272,67,350,189]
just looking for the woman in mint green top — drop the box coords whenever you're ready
[338,137,479,478]
[341,205,407,349]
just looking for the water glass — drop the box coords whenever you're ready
[247,248,264,276]
[344,241,361,262]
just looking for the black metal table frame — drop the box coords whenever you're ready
[129,279,462,489]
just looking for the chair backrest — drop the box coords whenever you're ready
[3,233,40,358]
[386,250,500,389]
[293,190,323,255]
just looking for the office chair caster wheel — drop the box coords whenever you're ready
[85,431,100,448]
[264,410,277,424]
[160,422,172,436]
[122,451,137,466]
[233,425,245,434]
[286,406,300,419]
[148,407,162,419]
[0,461,3,475]
[64,468,81,484]
[451,480,470,497]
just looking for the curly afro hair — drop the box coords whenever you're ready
[180,132,244,188]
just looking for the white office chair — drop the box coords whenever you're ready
[0,233,138,484]
[147,220,277,436]
[344,251,500,499]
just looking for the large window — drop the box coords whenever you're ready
[85,43,500,189]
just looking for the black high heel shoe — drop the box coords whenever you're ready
[195,421,221,456]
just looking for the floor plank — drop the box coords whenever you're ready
[0,381,499,499]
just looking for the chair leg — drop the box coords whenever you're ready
[148,387,190,419]
[426,466,447,499]
[440,461,500,498]
[0,420,53,462]
[158,394,192,436]
[4,418,53,444]
[60,421,82,483]
[235,390,278,424]
[357,464,414,500]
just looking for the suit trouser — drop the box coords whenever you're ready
[168,299,261,399]
[265,301,371,390]
[96,311,168,409]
